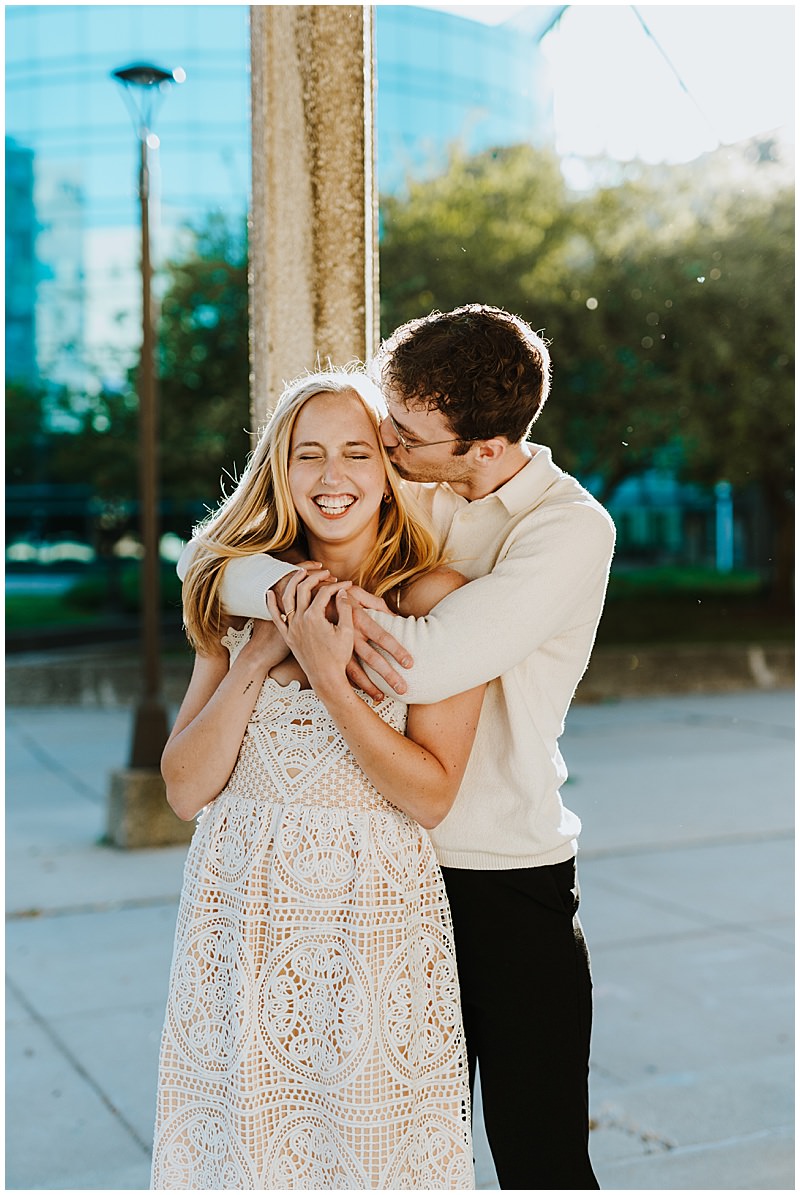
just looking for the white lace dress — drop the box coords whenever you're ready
[151,623,474,1190]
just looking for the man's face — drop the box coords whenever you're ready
[379,396,475,485]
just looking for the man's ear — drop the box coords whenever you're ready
[473,437,508,465]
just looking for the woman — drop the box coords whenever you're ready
[150,369,485,1190]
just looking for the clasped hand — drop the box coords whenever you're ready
[268,564,413,700]
[266,569,355,692]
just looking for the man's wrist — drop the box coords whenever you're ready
[220,555,299,620]
[270,573,292,615]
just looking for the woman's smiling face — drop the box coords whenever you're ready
[287,389,387,560]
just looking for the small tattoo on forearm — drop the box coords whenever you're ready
[243,680,254,695]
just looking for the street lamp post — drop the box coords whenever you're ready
[111,63,184,769]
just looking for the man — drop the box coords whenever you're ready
[178,305,615,1189]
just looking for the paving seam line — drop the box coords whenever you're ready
[666,712,794,739]
[6,974,153,1158]
[579,827,794,861]
[6,894,181,922]
[6,716,106,807]
[603,1122,794,1168]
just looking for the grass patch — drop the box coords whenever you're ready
[5,592,100,630]
[6,564,184,631]
[65,565,183,614]
[607,565,763,598]
[598,566,791,645]
[6,563,793,645]
[596,597,792,645]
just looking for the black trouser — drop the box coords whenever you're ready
[441,859,599,1191]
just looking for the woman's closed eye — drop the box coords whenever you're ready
[294,452,373,462]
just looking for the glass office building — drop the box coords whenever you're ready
[5,5,253,389]
[376,5,558,193]
[5,4,560,392]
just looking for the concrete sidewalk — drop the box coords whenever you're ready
[5,689,794,1191]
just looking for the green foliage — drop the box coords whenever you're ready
[5,381,49,483]
[5,213,252,528]
[5,591,97,630]
[379,140,794,602]
[602,559,789,649]
[595,592,792,646]
[48,387,139,498]
[8,564,787,645]
[7,142,793,606]
[157,211,252,506]
[380,145,572,325]
[5,564,184,631]
[5,379,139,499]
[65,562,184,614]
[606,566,763,598]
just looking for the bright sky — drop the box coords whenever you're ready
[417,3,795,164]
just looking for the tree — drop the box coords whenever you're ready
[47,385,139,497]
[380,144,573,332]
[379,140,794,603]
[662,186,795,605]
[157,211,252,513]
[6,212,253,550]
[379,144,688,494]
[5,380,49,484]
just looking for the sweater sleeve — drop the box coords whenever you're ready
[363,502,616,705]
[176,541,299,620]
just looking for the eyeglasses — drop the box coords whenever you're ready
[386,411,476,451]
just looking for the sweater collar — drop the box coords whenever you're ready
[442,445,560,514]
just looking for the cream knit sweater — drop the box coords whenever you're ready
[178,447,615,870]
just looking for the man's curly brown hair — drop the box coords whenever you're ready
[371,304,551,453]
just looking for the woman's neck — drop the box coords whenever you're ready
[304,541,365,584]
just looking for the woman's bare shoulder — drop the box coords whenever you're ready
[401,565,468,617]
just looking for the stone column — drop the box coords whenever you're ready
[249,4,379,423]
[106,7,378,848]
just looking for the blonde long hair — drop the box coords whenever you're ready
[182,366,445,653]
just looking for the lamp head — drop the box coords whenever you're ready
[111,63,183,88]
[111,62,185,135]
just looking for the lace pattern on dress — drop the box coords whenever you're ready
[151,622,473,1190]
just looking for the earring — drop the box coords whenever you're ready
[382,491,393,504]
